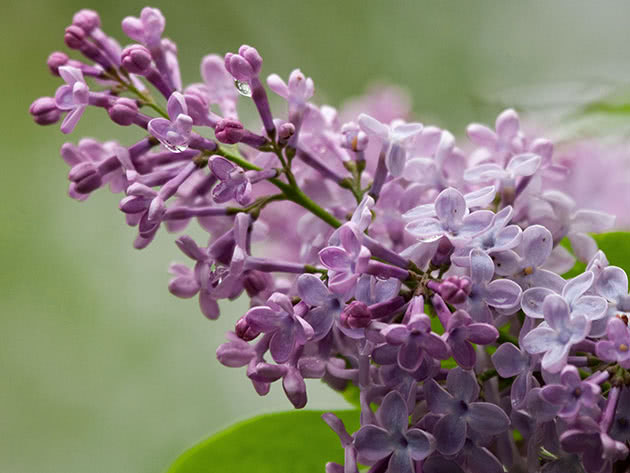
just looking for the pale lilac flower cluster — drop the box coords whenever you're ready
[31,7,630,473]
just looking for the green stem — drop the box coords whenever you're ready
[497,331,519,346]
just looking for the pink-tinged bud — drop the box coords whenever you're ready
[216,340,255,368]
[215,118,245,144]
[283,367,307,409]
[428,276,472,305]
[47,52,69,76]
[29,97,61,125]
[243,270,272,297]
[121,45,152,74]
[340,301,372,329]
[64,25,86,49]
[235,315,261,341]
[224,45,263,82]
[72,9,101,33]
[278,122,295,142]
[108,97,138,126]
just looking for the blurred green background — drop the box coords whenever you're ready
[3,1,630,472]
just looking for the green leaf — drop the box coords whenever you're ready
[341,382,361,408]
[562,232,630,278]
[166,409,360,473]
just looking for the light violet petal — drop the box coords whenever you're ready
[387,449,414,473]
[491,343,527,377]
[522,326,557,355]
[597,266,628,301]
[470,248,494,284]
[297,274,330,306]
[495,108,520,140]
[486,279,522,309]
[521,225,553,268]
[521,287,554,318]
[379,391,409,434]
[467,123,497,147]
[406,429,435,461]
[568,232,598,263]
[506,153,541,177]
[358,114,389,141]
[446,367,479,403]
[319,247,352,271]
[167,92,188,120]
[466,402,510,435]
[464,163,506,183]
[464,186,496,209]
[60,106,85,134]
[424,378,453,414]
[435,187,466,228]
[571,210,616,234]
[434,414,466,456]
[266,73,289,99]
[405,218,444,241]
[354,425,393,463]
[199,291,219,319]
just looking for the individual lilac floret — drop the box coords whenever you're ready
[380,296,449,372]
[54,66,89,134]
[596,317,630,368]
[466,108,523,161]
[491,338,537,408]
[403,185,496,222]
[168,235,237,319]
[148,92,193,152]
[209,156,252,206]
[442,307,498,369]
[464,152,541,190]
[404,129,466,191]
[267,69,314,144]
[521,294,590,373]
[354,391,435,473]
[296,273,348,340]
[245,293,314,363]
[29,97,62,125]
[492,224,566,291]
[458,249,522,323]
[358,114,423,177]
[424,367,510,456]
[450,206,522,267]
[540,365,605,419]
[595,265,630,336]
[521,270,607,336]
[122,7,164,48]
[199,54,238,118]
[319,223,371,297]
[322,413,358,473]
[405,188,494,247]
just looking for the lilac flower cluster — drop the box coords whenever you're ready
[31,7,630,473]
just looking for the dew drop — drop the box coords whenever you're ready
[234,79,252,97]
[163,142,189,153]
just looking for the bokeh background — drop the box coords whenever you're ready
[3,1,630,472]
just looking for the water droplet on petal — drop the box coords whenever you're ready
[234,80,252,97]
[162,142,189,153]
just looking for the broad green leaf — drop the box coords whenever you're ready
[562,232,630,278]
[341,382,361,408]
[166,409,360,473]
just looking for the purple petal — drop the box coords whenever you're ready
[486,279,522,309]
[492,343,527,380]
[495,108,520,140]
[492,250,520,276]
[521,287,553,319]
[266,73,289,98]
[457,211,494,239]
[521,225,552,268]
[405,218,444,241]
[378,391,409,434]
[246,306,284,331]
[319,246,352,271]
[447,367,479,403]
[540,385,569,405]
[358,114,389,141]
[522,326,557,355]
[167,92,188,120]
[168,276,200,298]
[563,271,594,304]
[506,153,541,177]
[466,402,510,434]
[269,328,296,364]
[434,414,467,456]
[597,266,628,301]
[387,449,414,473]
[466,323,498,345]
[297,274,330,306]
[470,248,494,284]
[467,123,497,147]
[60,106,85,134]
[424,379,453,414]
[386,143,406,177]
[339,224,362,256]
[572,209,616,234]
[543,294,571,331]
[354,425,394,463]
[572,295,608,321]
[147,117,172,141]
[210,156,235,180]
[464,186,496,209]
[406,428,435,460]
[435,187,466,229]
[199,291,219,319]
[398,339,423,372]
[421,332,450,360]
[464,163,506,183]
[450,338,476,369]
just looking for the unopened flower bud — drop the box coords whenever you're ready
[277,122,295,144]
[64,25,87,50]
[72,9,101,33]
[243,270,272,297]
[215,118,245,144]
[431,237,454,267]
[108,97,138,126]
[224,45,262,82]
[68,161,102,194]
[121,44,152,74]
[235,315,261,341]
[340,301,372,329]
[428,276,472,305]
[47,52,69,76]
[29,97,61,125]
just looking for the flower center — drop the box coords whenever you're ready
[523,266,534,276]
[620,344,629,352]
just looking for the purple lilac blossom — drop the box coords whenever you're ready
[30,11,630,472]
